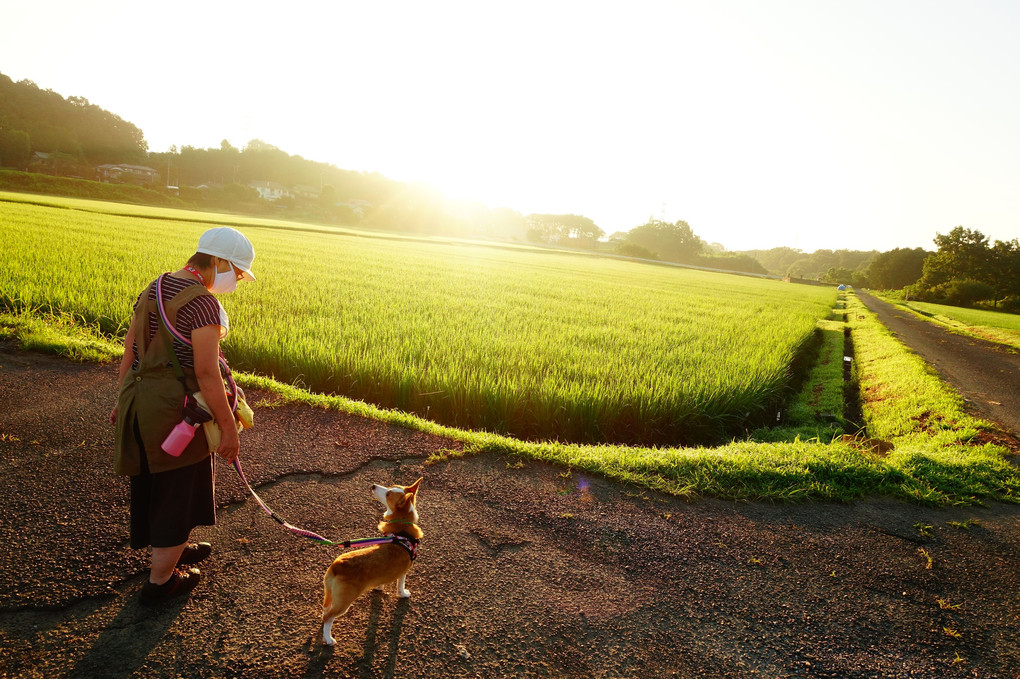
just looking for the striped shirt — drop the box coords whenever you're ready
[131,275,228,371]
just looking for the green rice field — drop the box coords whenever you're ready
[0,193,837,445]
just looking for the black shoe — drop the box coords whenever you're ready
[177,542,212,566]
[140,568,201,606]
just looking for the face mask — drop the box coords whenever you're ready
[209,262,238,294]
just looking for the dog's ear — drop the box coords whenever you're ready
[401,477,422,505]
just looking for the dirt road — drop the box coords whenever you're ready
[857,292,1020,436]
[2,346,1020,678]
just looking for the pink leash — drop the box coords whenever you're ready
[156,274,406,550]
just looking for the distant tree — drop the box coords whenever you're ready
[986,238,1020,306]
[0,128,31,168]
[525,214,603,246]
[851,270,871,289]
[616,242,656,260]
[624,219,704,263]
[319,184,337,205]
[786,258,815,279]
[242,139,290,183]
[563,214,604,242]
[244,139,279,153]
[809,249,839,272]
[779,249,877,280]
[740,247,803,276]
[726,254,769,275]
[0,72,147,165]
[488,208,528,240]
[866,247,929,290]
[525,214,556,243]
[918,226,991,288]
[907,227,1020,307]
[695,253,769,275]
[820,267,855,285]
[939,279,996,307]
[525,226,547,244]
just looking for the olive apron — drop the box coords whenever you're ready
[114,279,216,476]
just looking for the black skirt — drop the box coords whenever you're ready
[129,417,216,549]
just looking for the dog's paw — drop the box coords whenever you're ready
[323,634,336,646]
[397,588,411,599]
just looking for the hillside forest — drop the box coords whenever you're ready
[0,72,1017,311]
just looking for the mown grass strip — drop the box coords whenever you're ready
[872,292,1020,352]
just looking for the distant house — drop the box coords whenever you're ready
[343,199,372,217]
[29,152,55,173]
[29,151,94,179]
[249,180,293,201]
[97,163,160,185]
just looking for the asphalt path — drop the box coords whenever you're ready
[2,346,1020,678]
[857,292,1020,437]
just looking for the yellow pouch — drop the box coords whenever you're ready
[193,389,254,453]
[235,391,254,429]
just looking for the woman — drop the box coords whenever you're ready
[111,226,255,606]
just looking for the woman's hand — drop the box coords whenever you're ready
[216,425,240,463]
[109,406,118,425]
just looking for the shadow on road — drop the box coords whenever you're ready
[303,590,410,679]
[67,582,184,679]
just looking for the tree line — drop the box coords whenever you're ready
[908,227,1020,309]
[740,230,1019,311]
[0,73,147,168]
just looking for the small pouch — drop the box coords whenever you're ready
[193,388,254,453]
[235,388,254,429]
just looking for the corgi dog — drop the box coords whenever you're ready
[322,478,423,646]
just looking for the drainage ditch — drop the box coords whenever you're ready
[842,322,864,434]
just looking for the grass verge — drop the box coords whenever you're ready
[871,291,1020,352]
[846,293,1019,504]
[2,299,1017,506]
[0,309,122,363]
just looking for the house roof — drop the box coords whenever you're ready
[97,164,158,172]
[249,180,290,190]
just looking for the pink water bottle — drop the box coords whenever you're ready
[161,418,199,456]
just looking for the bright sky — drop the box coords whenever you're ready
[2,0,1019,252]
